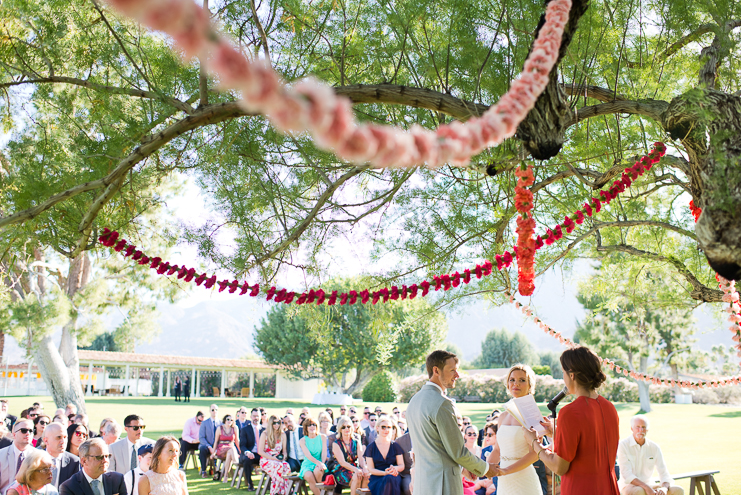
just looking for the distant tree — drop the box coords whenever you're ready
[362,370,397,402]
[79,333,120,353]
[474,328,537,369]
[538,351,563,379]
[253,278,447,394]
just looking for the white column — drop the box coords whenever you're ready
[102,366,107,392]
[125,364,131,396]
[158,366,164,397]
[191,367,196,398]
[220,368,226,398]
[134,368,140,397]
[195,370,201,398]
[166,370,172,398]
[86,363,93,396]
[249,372,255,398]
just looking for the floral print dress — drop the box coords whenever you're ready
[259,441,291,495]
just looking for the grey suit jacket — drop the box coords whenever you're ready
[406,384,487,495]
[0,445,17,495]
[108,437,155,474]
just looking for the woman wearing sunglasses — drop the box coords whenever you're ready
[259,415,290,495]
[212,415,240,483]
[7,449,56,495]
[298,418,328,495]
[462,426,482,495]
[33,415,51,449]
[364,417,404,495]
[65,424,88,458]
[329,416,368,495]
[475,423,499,495]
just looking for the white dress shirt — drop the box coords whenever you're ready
[83,469,105,495]
[251,424,260,453]
[123,467,144,495]
[617,435,673,490]
[288,430,304,461]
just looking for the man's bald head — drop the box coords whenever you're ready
[43,422,68,457]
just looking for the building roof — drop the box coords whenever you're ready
[77,350,278,371]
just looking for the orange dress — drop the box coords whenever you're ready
[554,396,620,495]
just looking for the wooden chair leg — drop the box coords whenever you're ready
[710,475,721,495]
[690,477,697,495]
[696,477,706,495]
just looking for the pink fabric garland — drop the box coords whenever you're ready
[104,0,572,168]
[507,293,741,389]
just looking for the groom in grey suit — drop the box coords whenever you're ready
[407,350,496,495]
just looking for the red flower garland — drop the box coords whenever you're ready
[508,293,741,389]
[689,200,702,222]
[515,164,536,296]
[98,143,666,306]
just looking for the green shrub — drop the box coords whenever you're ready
[362,370,397,402]
[397,375,427,402]
[532,365,551,376]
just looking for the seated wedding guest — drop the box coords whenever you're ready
[212,415,240,483]
[0,424,11,450]
[349,416,367,447]
[33,415,51,449]
[99,421,121,447]
[138,437,188,495]
[0,420,36,495]
[475,423,498,495]
[397,419,407,435]
[364,414,378,445]
[239,409,263,491]
[59,438,126,495]
[360,408,371,430]
[258,415,290,495]
[339,406,347,421]
[259,409,268,429]
[97,420,111,439]
[318,412,332,437]
[283,415,304,473]
[462,426,483,495]
[52,415,68,429]
[65,424,88,458]
[6,449,57,495]
[617,416,683,495]
[110,415,154,474]
[42,423,80,489]
[374,407,382,416]
[364,416,404,495]
[236,409,250,431]
[178,412,203,470]
[329,416,368,495]
[198,405,221,478]
[285,409,295,417]
[324,409,334,426]
[1,400,18,431]
[391,408,401,421]
[298,418,327,495]
[393,431,412,495]
[524,346,619,495]
[123,444,152,495]
[63,406,76,423]
[71,416,88,429]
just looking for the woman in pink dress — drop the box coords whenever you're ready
[139,436,188,495]
[259,415,291,495]
[212,415,240,483]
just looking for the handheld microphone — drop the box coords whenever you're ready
[547,386,569,412]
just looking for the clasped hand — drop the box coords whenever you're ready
[384,466,399,476]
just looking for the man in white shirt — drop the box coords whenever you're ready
[617,415,684,495]
[359,407,371,430]
[109,415,154,474]
[60,438,126,495]
[123,444,153,495]
[43,422,81,489]
[0,419,35,495]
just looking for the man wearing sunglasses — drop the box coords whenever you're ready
[109,415,154,474]
[0,419,35,495]
[43,422,81,489]
[198,405,221,478]
[60,438,126,495]
[178,411,204,470]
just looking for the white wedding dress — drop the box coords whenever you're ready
[495,425,543,495]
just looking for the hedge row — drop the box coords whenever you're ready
[396,373,741,404]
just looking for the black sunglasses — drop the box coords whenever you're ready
[38,421,50,426]
[87,454,112,461]
[16,428,33,434]
[126,425,146,431]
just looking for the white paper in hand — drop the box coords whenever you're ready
[512,395,546,435]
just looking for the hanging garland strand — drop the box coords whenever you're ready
[514,163,536,296]
[98,143,666,306]
[507,294,741,389]
[103,0,571,169]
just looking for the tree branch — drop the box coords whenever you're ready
[0,76,193,114]
[566,99,669,128]
[595,243,722,302]
[593,220,697,241]
[560,84,626,102]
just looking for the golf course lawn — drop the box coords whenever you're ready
[6,396,739,494]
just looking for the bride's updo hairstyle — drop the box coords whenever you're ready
[560,346,607,391]
[505,364,537,396]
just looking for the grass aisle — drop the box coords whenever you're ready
[6,397,739,493]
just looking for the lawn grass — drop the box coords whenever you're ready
[6,396,739,494]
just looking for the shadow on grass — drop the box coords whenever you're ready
[709,410,741,418]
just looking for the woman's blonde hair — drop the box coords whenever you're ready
[317,411,331,427]
[375,415,402,439]
[15,449,53,485]
[506,364,537,396]
[335,416,354,438]
[150,436,179,473]
[266,415,281,449]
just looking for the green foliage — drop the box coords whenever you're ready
[362,370,397,402]
[253,278,447,393]
[538,351,563,379]
[473,328,537,368]
[531,365,551,376]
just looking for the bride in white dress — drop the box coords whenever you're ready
[495,364,543,495]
